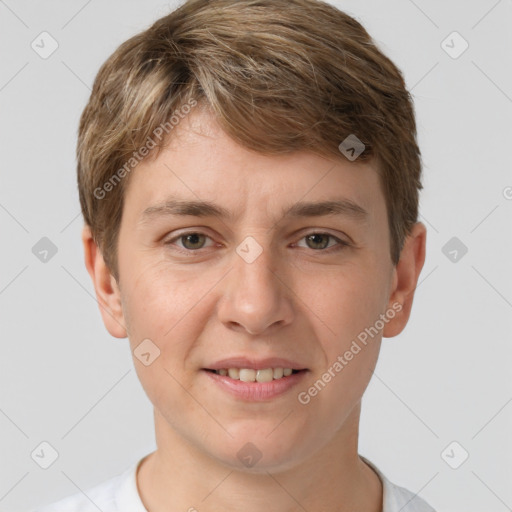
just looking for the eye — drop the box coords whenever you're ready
[295,232,349,252]
[165,231,215,251]
[163,230,350,254]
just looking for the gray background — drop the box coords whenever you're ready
[1,0,511,510]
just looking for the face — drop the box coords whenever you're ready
[91,109,412,472]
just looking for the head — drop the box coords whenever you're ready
[80,0,426,472]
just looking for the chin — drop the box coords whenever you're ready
[207,430,310,474]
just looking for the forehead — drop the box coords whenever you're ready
[123,110,385,225]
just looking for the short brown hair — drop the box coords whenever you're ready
[77,0,422,282]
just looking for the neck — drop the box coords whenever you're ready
[137,403,382,512]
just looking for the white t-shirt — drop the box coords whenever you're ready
[31,455,436,512]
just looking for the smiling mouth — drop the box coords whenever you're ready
[204,368,304,383]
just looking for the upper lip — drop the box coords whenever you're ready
[205,357,307,371]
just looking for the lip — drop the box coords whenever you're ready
[203,368,307,401]
[205,357,307,371]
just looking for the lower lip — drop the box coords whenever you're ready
[203,370,307,401]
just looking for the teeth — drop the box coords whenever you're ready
[273,367,284,379]
[239,369,256,382]
[214,367,297,382]
[256,368,273,382]
[228,368,240,380]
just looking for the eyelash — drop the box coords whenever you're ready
[163,230,350,255]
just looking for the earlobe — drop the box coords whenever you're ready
[81,224,128,339]
[382,222,427,338]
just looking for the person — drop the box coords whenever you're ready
[32,0,436,510]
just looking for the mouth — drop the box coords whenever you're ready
[204,367,304,382]
[202,356,309,401]
[202,359,308,401]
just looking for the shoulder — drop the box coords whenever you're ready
[29,459,145,512]
[361,456,437,512]
[30,473,124,512]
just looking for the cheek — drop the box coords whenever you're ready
[121,267,209,408]
[121,263,216,358]
[295,266,385,429]
[299,261,388,344]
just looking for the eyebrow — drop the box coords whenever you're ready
[139,197,369,224]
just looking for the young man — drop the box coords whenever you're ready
[33,0,435,510]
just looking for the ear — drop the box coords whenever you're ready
[81,224,128,338]
[383,222,427,338]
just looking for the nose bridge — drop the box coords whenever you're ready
[218,235,293,334]
[235,235,278,290]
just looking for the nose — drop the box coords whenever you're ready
[216,239,294,336]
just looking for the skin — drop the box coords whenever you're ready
[82,108,426,512]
